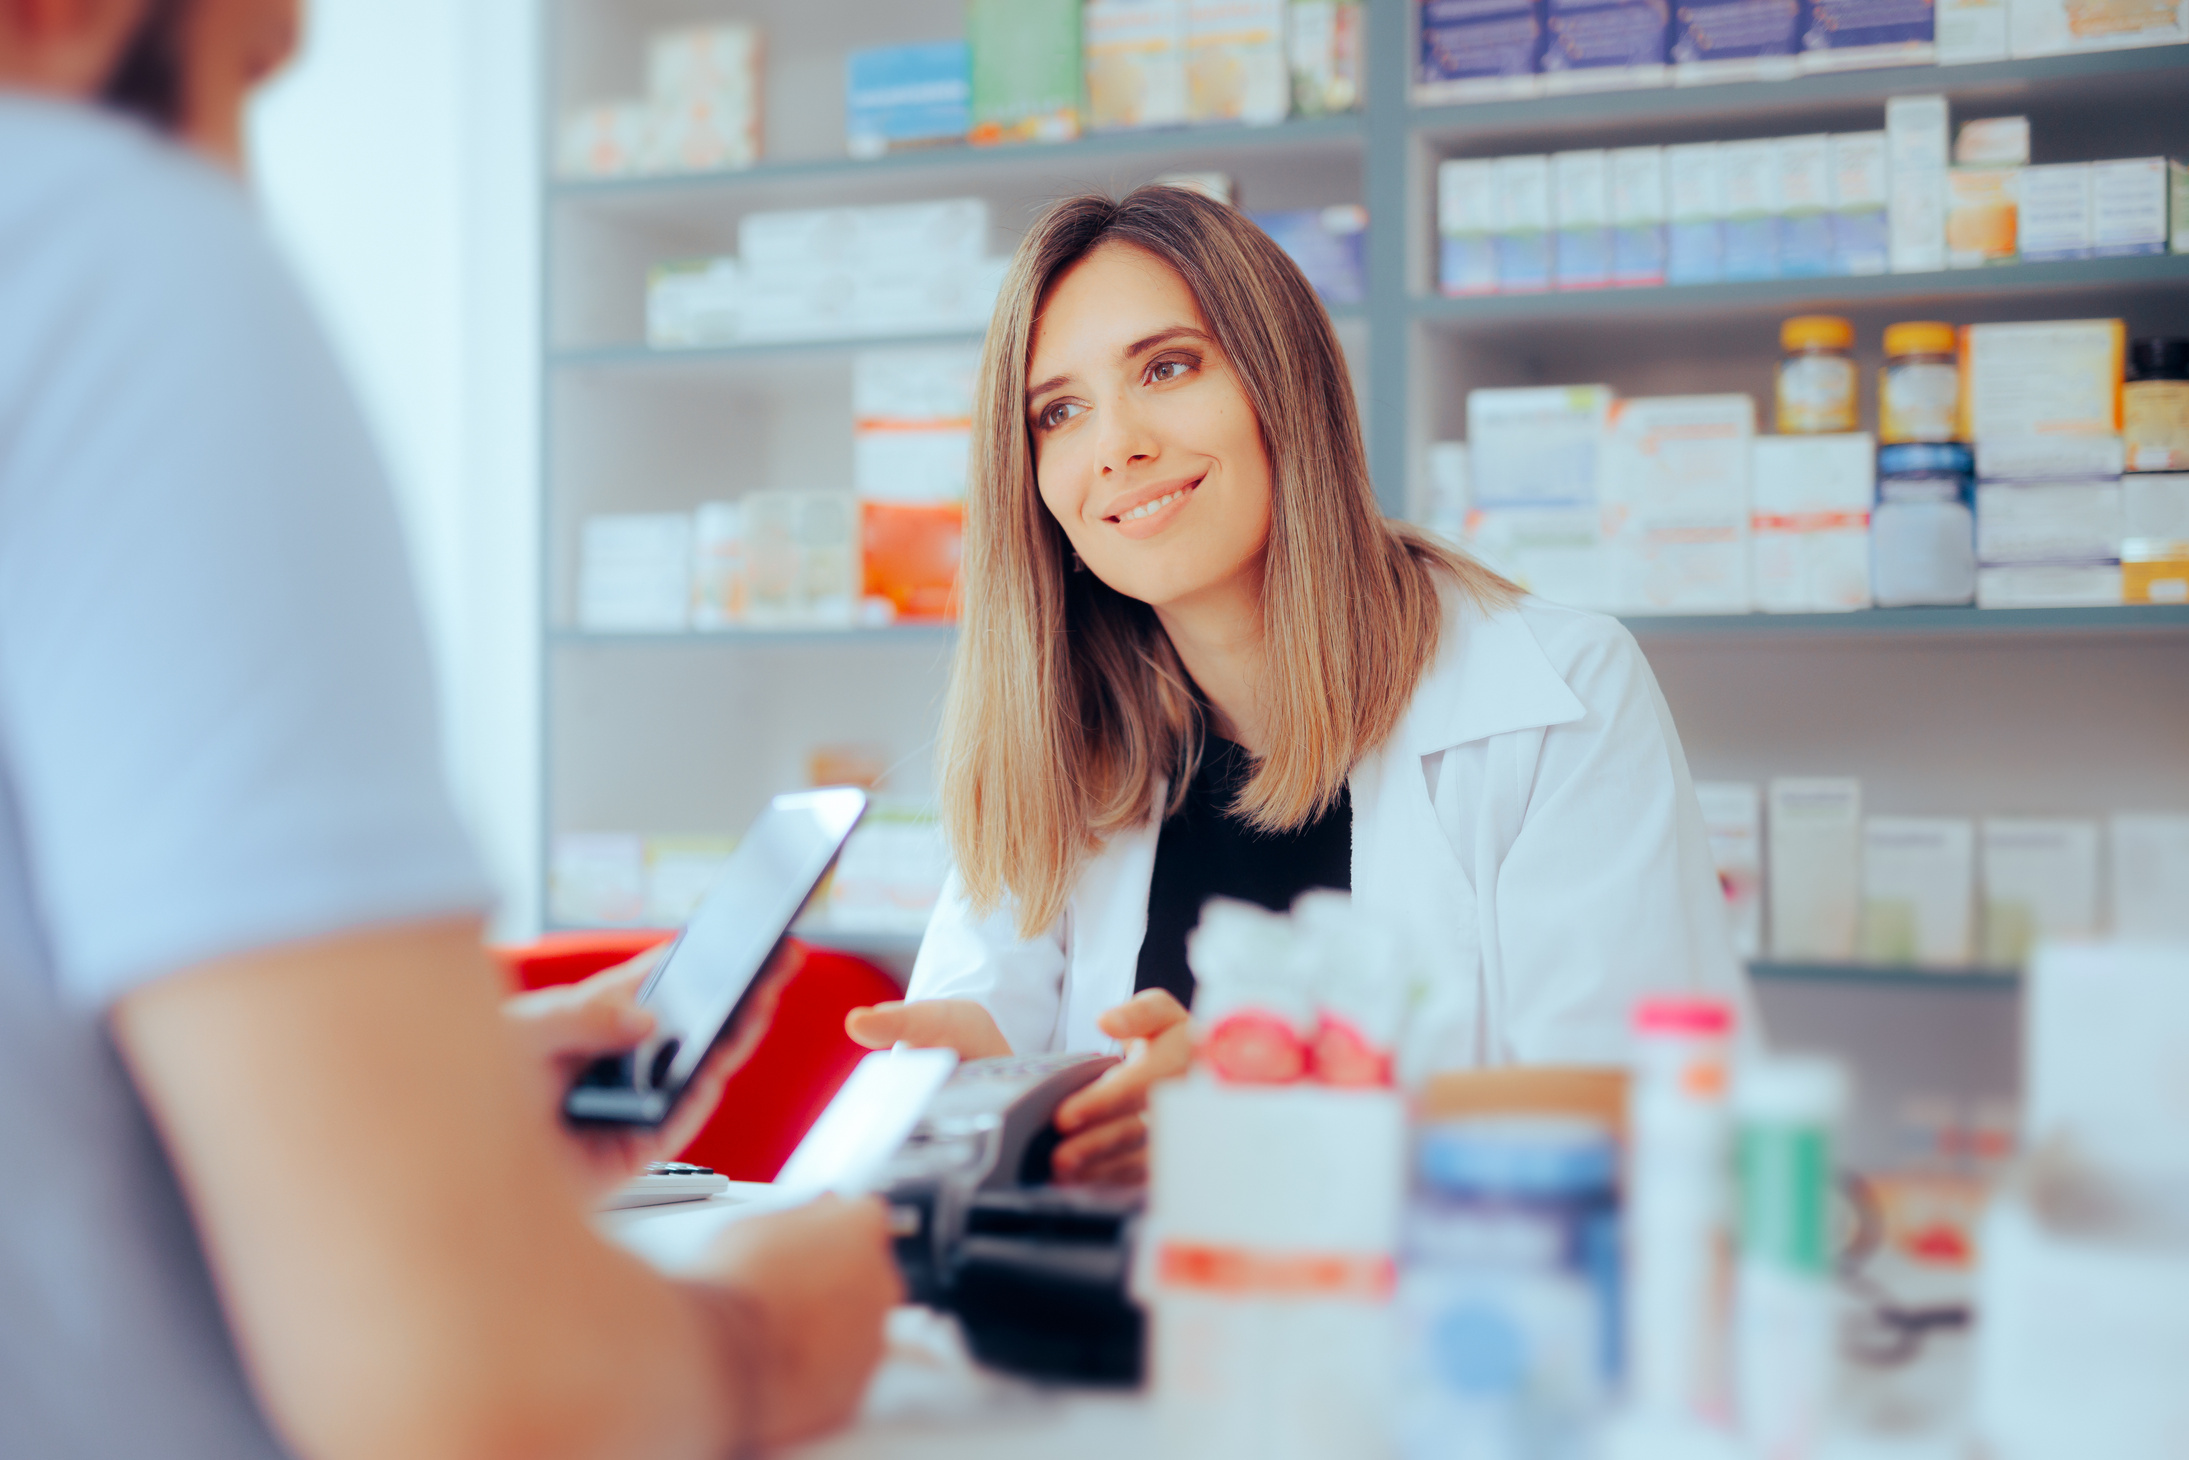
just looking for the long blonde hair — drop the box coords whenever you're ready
[943,186,1515,937]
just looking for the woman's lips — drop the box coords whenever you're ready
[1105,477,1202,540]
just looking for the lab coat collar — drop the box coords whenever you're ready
[1402,595,1587,755]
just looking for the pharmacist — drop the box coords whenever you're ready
[849,187,1744,1184]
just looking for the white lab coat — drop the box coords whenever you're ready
[906,592,1748,1076]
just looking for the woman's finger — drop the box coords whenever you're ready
[1095,988,1191,1041]
[1051,1111,1148,1181]
[1053,1057,1154,1132]
[1066,1146,1149,1188]
[845,998,1012,1060]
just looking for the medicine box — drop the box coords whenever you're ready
[1975,434,2125,481]
[1828,131,1889,275]
[1886,94,1951,173]
[2174,160,2189,253]
[2016,163,2093,262]
[1493,154,1555,292]
[1695,782,1764,958]
[1603,393,1754,613]
[1541,0,1671,90]
[1935,0,2008,60]
[1468,385,1615,505]
[1419,441,1470,543]
[1250,206,1369,303]
[1777,134,1834,277]
[1439,159,1500,295]
[1946,166,2019,268]
[2111,813,2189,940]
[1975,479,2124,565]
[1861,817,1975,967]
[1084,0,1189,132]
[692,501,742,628]
[1752,433,1875,612]
[580,513,693,632]
[1418,0,1545,100]
[1802,0,1937,69]
[2008,0,2186,56]
[646,25,763,173]
[1671,0,1804,79]
[740,198,989,270]
[1959,319,2126,441]
[559,102,653,179]
[1666,142,1724,283]
[1553,149,1612,289]
[1719,139,1780,281]
[845,42,970,157]
[1873,497,1977,606]
[1289,0,1366,116]
[1463,505,1618,610]
[2120,472,2189,601]
[1609,146,1669,286]
[1890,168,1949,274]
[1768,778,1863,962]
[647,256,742,348]
[968,0,1083,144]
[1975,562,2122,607]
[2090,158,2170,258]
[1980,819,2100,966]
[1954,116,2030,167]
[853,347,978,503]
[861,502,964,621]
[1187,0,1291,124]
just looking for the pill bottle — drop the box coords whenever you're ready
[1879,321,1960,444]
[2125,337,2189,473]
[1776,316,1859,434]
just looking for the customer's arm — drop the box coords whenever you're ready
[114,916,896,1460]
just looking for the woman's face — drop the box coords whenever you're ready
[1025,241,1273,616]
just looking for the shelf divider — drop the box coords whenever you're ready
[1749,959,2021,990]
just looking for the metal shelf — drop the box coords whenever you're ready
[1623,604,2189,638]
[1412,44,2189,143]
[1750,959,2021,991]
[551,626,959,649]
[550,112,1365,204]
[1415,253,2189,328]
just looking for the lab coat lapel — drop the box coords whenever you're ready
[1061,799,1162,1053]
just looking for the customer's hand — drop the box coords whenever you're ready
[1049,990,1195,1186]
[696,1194,902,1448]
[505,949,782,1202]
[844,997,1013,1060]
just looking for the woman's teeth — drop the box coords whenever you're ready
[1123,488,1186,521]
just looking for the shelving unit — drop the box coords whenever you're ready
[538,0,2189,1148]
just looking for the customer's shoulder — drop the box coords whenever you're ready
[0,97,259,282]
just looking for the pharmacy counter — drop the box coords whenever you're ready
[602,1189,1972,1460]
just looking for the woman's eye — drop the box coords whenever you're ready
[1038,400,1084,430]
[1148,358,1193,384]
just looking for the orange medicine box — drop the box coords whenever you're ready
[860,500,963,621]
[1958,319,2125,442]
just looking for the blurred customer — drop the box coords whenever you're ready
[0,3,896,1458]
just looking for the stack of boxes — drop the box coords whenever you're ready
[559,25,763,179]
[1696,784,2189,969]
[1439,96,2188,296]
[647,199,1006,348]
[1417,0,2186,97]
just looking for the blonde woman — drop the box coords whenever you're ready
[849,187,1743,1184]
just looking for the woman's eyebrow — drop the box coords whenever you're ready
[1123,325,1209,359]
[1025,371,1071,405]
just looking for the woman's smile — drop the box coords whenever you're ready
[1102,474,1204,538]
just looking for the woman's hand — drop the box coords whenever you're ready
[843,997,1013,1060]
[1049,990,1195,1187]
[506,948,782,1203]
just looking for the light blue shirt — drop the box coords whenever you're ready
[0,97,490,1455]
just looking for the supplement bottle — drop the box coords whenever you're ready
[1776,316,1859,434]
[2125,337,2189,473]
[1879,321,1960,444]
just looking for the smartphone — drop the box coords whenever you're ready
[563,787,868,1127]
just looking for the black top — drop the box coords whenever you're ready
[1132,736,1353,1010]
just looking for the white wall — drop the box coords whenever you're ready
[249,0,543,937]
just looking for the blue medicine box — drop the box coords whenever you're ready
[1421,0,1546,87]
[1543,0,1671,76]
[1802,0,1933,59]
[1251,208,1369,305]
[846,42,971,159]
[1672,0,1804,66]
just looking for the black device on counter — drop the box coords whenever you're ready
[563,787,867,1127]
[875,1051,1148,1385]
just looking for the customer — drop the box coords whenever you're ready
[851,186,1745,1184]
[0,3,896,1458]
